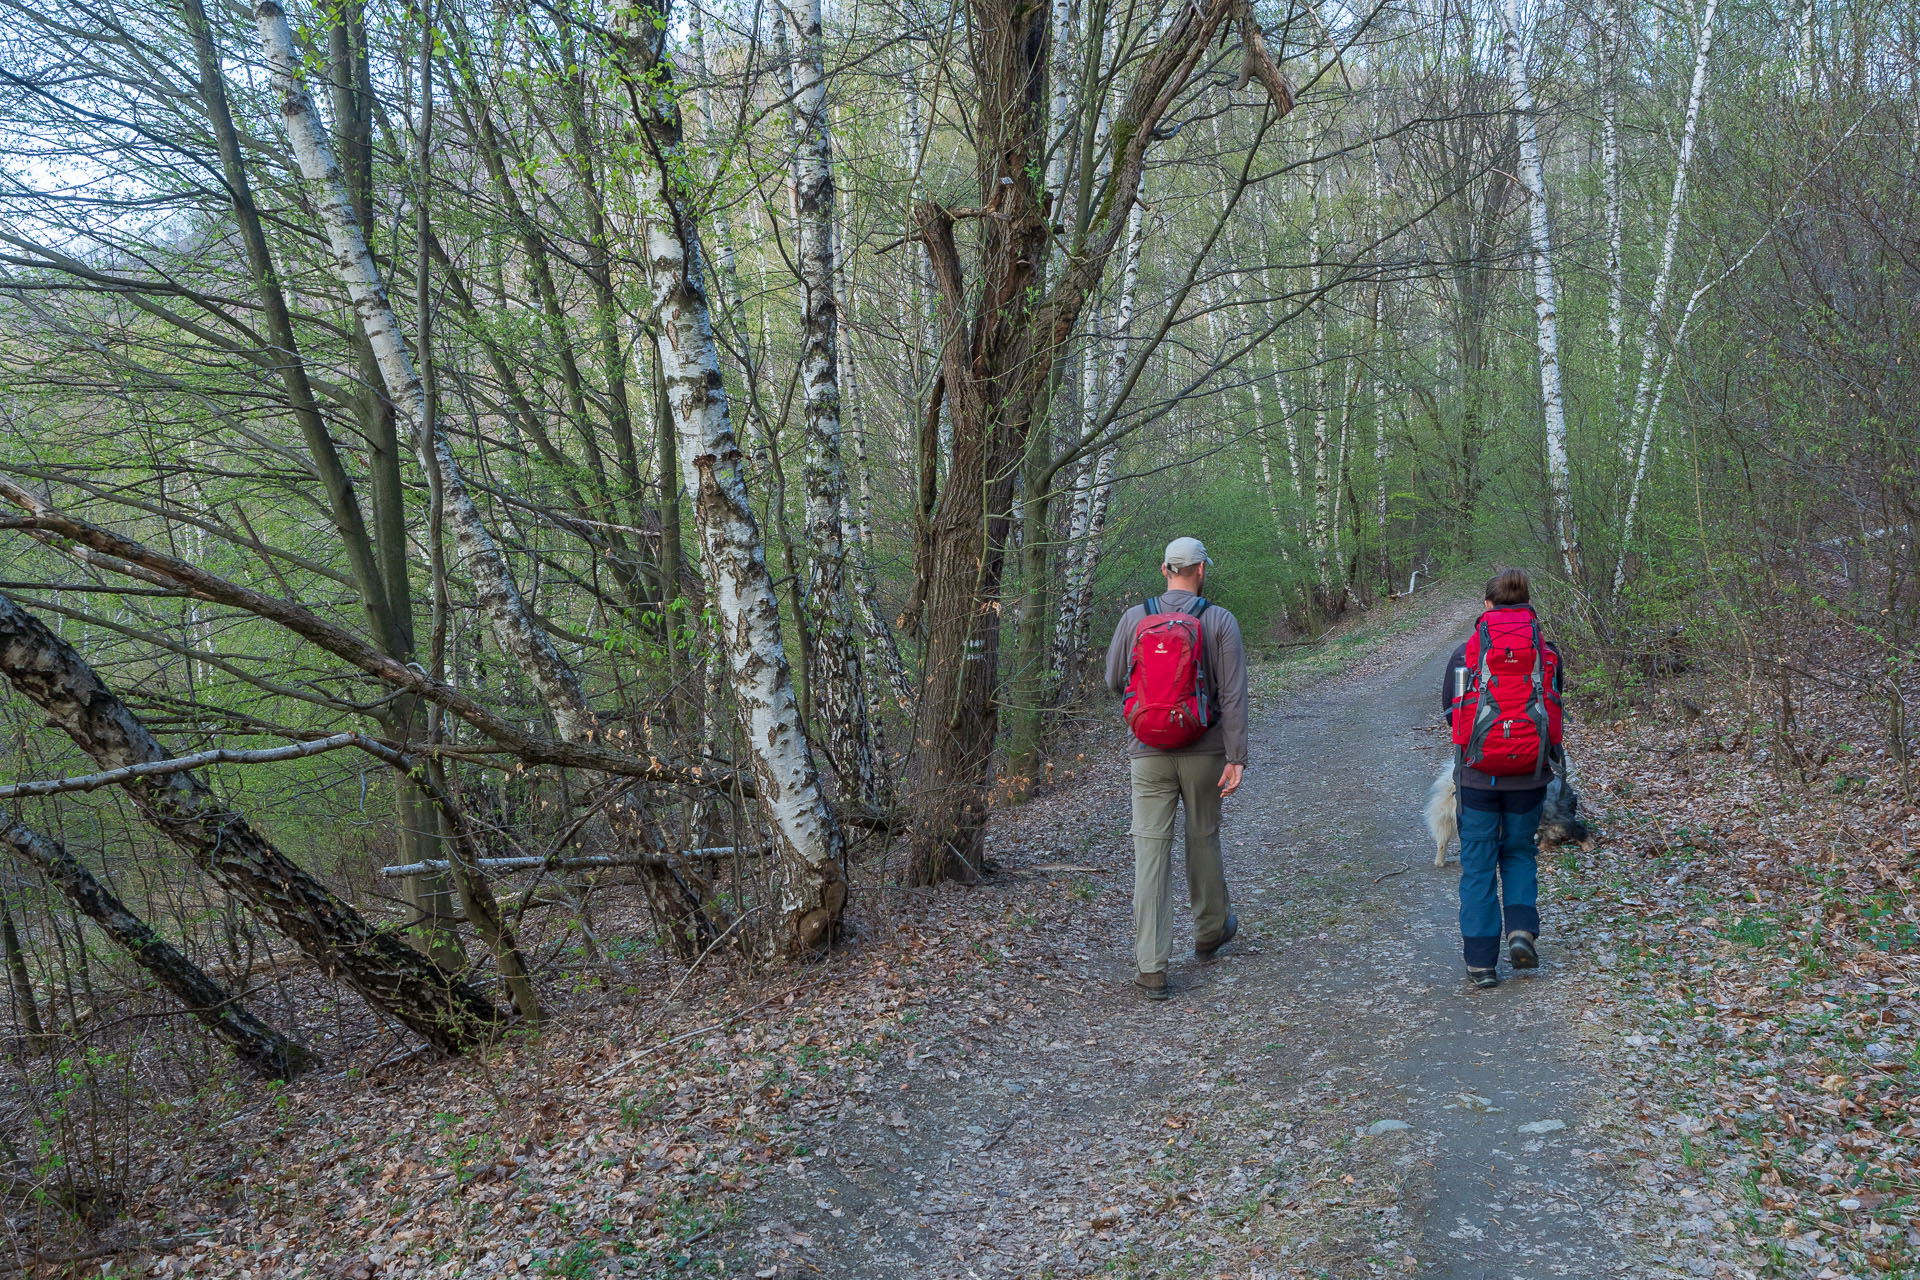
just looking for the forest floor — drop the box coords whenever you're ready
[705,590,1675,1280]
[95,588,1917,1280]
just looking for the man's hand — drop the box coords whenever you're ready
[1217,763,1244,798]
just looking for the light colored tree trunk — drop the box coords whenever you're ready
[1059,197,1145,662]
[611,13,847,954]
[1603,0,1626,402]
[1614,0,1721,597]
[1798,0,1816,97]
[1369,126,1392,591]
[1500,0,1583,585]
[1052,303,1103,681]
[833,170,914,710]
[781,0,880,805]
[257,1,593,746]
[1309,165,1332,594]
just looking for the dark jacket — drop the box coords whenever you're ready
[1440,628,1564,793]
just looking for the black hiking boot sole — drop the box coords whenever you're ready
[1196,911,1239,962]
[1508,931,1539,969]
[1468,967,1501,989]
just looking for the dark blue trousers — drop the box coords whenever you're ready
[1459,788,1543,968]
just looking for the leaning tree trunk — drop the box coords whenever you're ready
[1499,0,1583,586]
[0,593,502,1052]
[257,0,595,746]
[781,0,881,807]
[610,4,847,954]
[2,818,318,1079]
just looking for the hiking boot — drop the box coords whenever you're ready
[1134,970,1170,1001]
[1508,931,1539,969]
[1467,967,1501,990]
[1196,911,1239,962]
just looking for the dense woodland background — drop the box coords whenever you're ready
[0,0,1913,1255]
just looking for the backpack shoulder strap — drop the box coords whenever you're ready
[1144,597,1161,616]
[1190,597,1210,618]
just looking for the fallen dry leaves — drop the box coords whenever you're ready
[1558,660,1920,1279]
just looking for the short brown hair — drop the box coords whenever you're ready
[1485,569,1530,606]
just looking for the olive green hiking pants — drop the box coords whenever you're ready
[1129,752,1231,974]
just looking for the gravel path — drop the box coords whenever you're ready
[724,603,1678,1278]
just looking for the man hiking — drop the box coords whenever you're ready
[1106,537,1248,1000]
[1442,569,1566,989]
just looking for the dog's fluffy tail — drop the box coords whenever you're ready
[1424,766,1458,866]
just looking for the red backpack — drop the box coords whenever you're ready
[1450,606,1563,778]
[1124,598,1214,750]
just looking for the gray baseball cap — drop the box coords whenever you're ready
[1162,536,1213,570]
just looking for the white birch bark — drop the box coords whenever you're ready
[612,12,847,953]
[1603,0,1626,399]
[780,0,878,804]
[1798,0,1816,97]
[1370,130,1390,584]
[1614,0,1720,595]
[1373,281,1390,581]
[1059,198,1145,657]
[1308,165,1331,591]
[256,1,594,744]
[1253,192,1303,513]
[832,167,913,709]
[1046,0,1074,204]
[1500,0,1583,584]
[1052,302,1104,677]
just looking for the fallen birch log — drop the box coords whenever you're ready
[379,849,753,879]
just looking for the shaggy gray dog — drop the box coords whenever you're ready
[1425,766,1590,867]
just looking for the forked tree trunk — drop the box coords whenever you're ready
[901,0,1291,879]
[781,0,881,806]
[2,818,317,1079]
[0,593,502,1051]
[611,5,848,954]
[1499,0,1582,585]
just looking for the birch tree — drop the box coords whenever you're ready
[0,592,504,1052]
[780,0,881,805]
[1500,0,1583,584]
[608,0,848,954]
[1614,0,1721,596]
[256,1,595,747]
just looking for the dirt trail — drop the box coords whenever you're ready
[722,604,1678,1278]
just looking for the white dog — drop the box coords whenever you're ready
[1424,763,1591,867]
[1425,766,1460,866]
